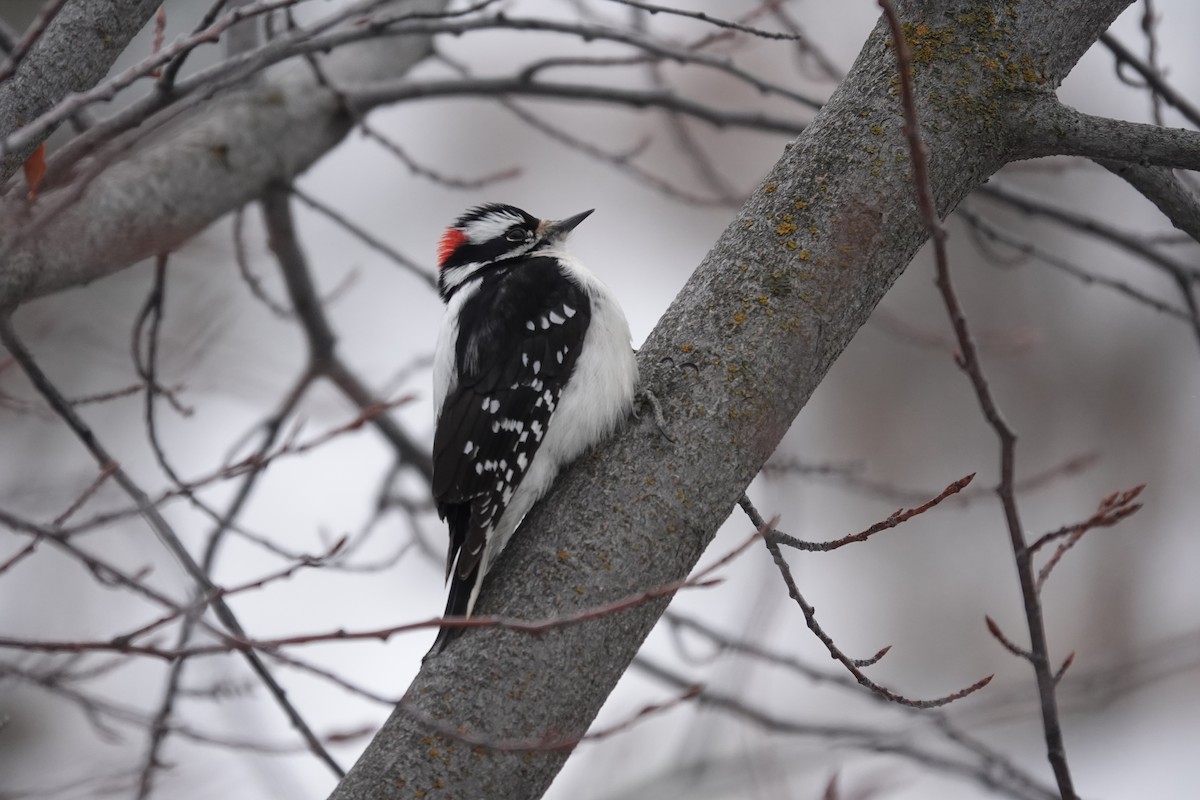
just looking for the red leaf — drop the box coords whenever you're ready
[23,142,46,203]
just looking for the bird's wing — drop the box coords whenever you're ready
[432,256,592,587]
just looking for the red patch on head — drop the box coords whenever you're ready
[437,228,468,268]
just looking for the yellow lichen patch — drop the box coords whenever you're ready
[557,550,571,560]
[794,199,809,209]
[732,311,747,325]
[784,240,798,251]
[902,21,955,65]
[680,342,694,353]
[776,221,797,236]
[764,182,777,193]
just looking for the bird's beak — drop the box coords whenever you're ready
[539,209,594,240]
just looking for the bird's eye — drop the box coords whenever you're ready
[505,228,527,242]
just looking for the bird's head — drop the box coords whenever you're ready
[436,203,593,299]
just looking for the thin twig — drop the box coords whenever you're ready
[0,314,345,779]
[290,187,436,289]
[1099,32,1200,129]
[741,493,991,708]
[0,0,70,84]
[769,473,973,552]
[879,3,1077,795]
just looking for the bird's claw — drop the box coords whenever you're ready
[634,388,675,442]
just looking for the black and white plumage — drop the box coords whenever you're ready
[430,203,638,652]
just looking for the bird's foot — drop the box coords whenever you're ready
[634,388,675,442]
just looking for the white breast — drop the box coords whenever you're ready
[532,246,639,474]
[482,245,639,571]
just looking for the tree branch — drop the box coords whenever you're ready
[0,0,450,311]
[1018,97,1200,170]
[0,0,160,181]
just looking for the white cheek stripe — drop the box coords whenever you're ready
[466,212,525,243]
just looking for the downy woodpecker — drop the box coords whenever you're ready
[431,203,638,651]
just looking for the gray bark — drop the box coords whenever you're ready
[0,0,161,181]
[327,1,1133,798]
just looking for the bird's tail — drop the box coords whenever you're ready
[429,564,476,654]
[429,503,479,656]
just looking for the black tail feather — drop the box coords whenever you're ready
[429,566,475,654]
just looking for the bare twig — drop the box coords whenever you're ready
[741,493,991,708]
[291,187,437,289]
[959,206,1196,323]
[879,3,1076,795]
[0,314,345,779]
[1031,485,1144,592]
[260,185,434,479]
[1099,32,1200,129]
[360,122,519,190]
[769,473,973,552]
[0,0,70,84]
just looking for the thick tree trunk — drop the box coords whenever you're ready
[328,2,1133,798]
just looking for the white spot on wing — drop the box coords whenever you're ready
[549,311,564,325]
[463,440,473,455]
[563,305,576,318]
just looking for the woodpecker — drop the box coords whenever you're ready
[430,203,639,652]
